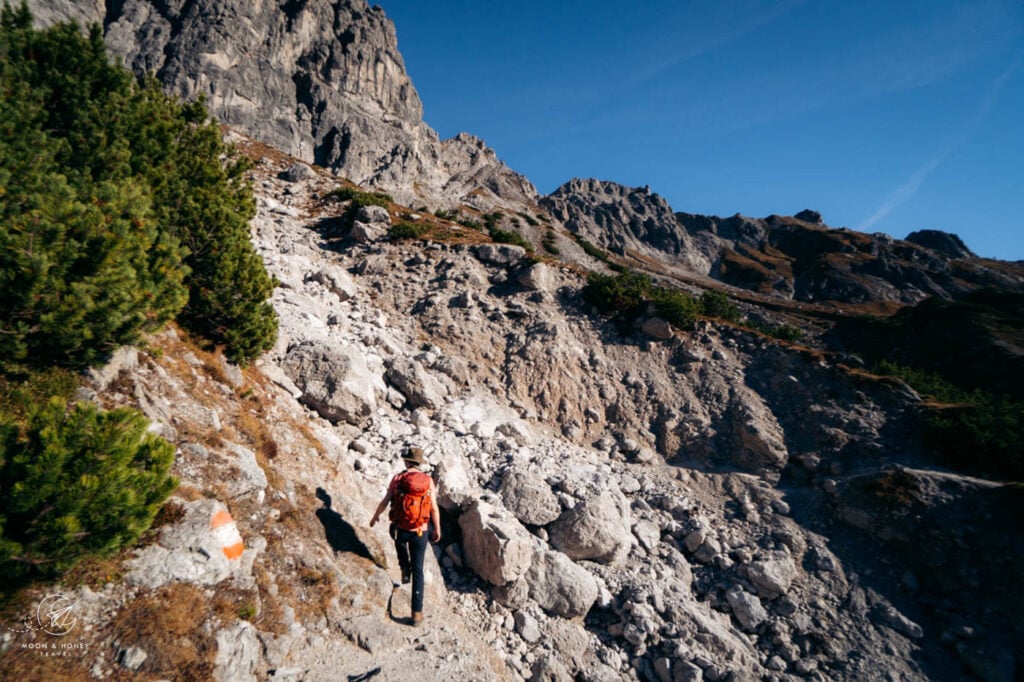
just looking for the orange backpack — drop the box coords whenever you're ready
[390,470,433,531]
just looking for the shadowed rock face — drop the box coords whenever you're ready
[905,229,975,259]
[26,0,537,209]
[678,211,1024,304]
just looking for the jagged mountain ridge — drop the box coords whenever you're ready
[28,0,537,211]
[29,0,1024,311]
[544,178,1024,307]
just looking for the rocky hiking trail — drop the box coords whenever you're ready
[2,133,1020,682]
[7,1,1024,679]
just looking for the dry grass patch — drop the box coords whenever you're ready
[231,396,280,463]
[291,562,341,624]
[252,563,289,635]
[57,549,132,592]
[171,484,205,503]
[110,583,217,679]
[212,583,260,624]
[0,646,89,682]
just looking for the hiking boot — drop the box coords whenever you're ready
[411,611,424,626]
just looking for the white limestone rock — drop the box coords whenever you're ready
[549,485,632,565]
[523,550,599,618]
[306,265,358,302]
[282,341,385,426]
[459,500,534,586]
[499,468,562,526]
[726,586,767,632]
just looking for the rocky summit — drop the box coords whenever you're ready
[7,2,1024,682]
[28,0,536,211]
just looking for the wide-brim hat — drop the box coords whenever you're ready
[402,446,426,466]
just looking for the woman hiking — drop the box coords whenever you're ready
[369,446,441,626]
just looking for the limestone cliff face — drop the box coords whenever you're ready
[541,178,715,273]
[27,0,537,209]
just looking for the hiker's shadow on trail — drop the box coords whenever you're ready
[315,487,375,562]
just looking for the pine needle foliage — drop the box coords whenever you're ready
[583,270,701,329]
[0,399,177,579]
[0,4,277,368]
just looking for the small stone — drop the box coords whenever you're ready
[119,646,148,671]
[726,586,767,632]
[654,657,673,682]
[514,611,541,643]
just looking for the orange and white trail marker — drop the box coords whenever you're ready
[210,508,245,560]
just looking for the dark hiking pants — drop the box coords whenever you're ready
[393,526,429,613]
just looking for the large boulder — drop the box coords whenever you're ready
[306,265,358,302]
[434,449,481,512]
[726,586,767,632]
[349,220,387,243]
[355,204,392,225]
[745,552,797,599]
[282,341,385,426]
[549,486,632,564]
[522,550,599,618]
[640,316,674,340]
[385,358,449,410]
[499,468,561,526]
[516,261,555,291]
[459,500,534,586]
[472,243,526,267]
[905,229,974,259]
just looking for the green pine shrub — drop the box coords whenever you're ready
[874,361,1023,480]
[161,112,277,364]
[652,287,701,330]
[325,186,392,207]
[583,270,652,314]
[0,398,178,579]
[389,222,428,240]
[584,269,704,331]
[768,324,803,342]
[746,319,804,342]
[0,5,277,367]
[0,13,187,369]
[573,235,612,263]
[483,212,503,230]
[542,231,560,255]
[516,211,540,227]
[700,291,741,322]
[489,228,533,251]
[0,368,78,423]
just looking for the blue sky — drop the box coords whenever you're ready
[377,0,1024,261]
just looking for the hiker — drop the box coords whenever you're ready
[369,446,441,625]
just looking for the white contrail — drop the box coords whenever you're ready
[859,58,1020,231]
